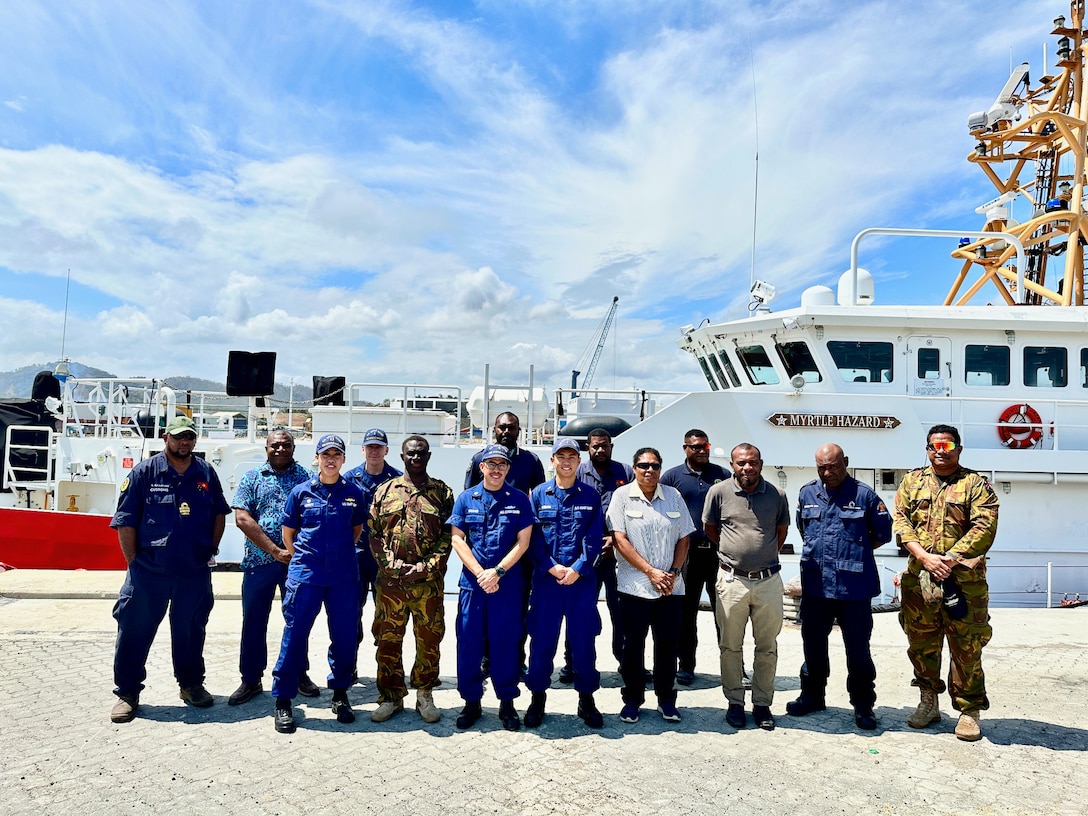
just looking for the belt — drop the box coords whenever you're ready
[719,562,781,581]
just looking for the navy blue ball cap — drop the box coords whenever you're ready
[316,434,347,454]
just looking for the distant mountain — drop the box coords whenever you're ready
[0,361,315,407]
[0,361,114,398]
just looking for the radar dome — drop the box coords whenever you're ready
[837,267,875,306]
[800,285,835,306]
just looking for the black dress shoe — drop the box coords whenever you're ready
[297,674,321,698]
[274,700,296,734]
[498,699,521,731]
[557,665,575,684]
[753,705,776,731]
[456,701,483,730]
[785,695,826,717]
[726,703,747,729]
[228,681,263,706]
[676,670,695,686]
[855,709,878,731]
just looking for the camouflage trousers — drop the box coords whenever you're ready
[372,577,445,703]
[898,571,992,712]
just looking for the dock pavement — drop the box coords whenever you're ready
[0,568,1085,816]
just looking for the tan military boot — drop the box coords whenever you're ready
[415,690,440,723]
[907,689,941,728]
[955,710,981,741]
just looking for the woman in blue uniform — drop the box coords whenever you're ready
[271,434,366,734]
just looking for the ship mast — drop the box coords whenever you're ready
[949,0,1087,306]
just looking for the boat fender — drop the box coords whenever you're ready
[997,403,1042,449]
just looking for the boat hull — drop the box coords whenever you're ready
[0,508,124,570]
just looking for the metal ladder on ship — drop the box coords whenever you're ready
[2,425,58,507]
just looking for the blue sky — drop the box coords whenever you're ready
[0,0,1058,393]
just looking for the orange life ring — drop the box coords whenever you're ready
[997,403,1042,448]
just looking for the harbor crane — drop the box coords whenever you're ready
[571,295,619,397]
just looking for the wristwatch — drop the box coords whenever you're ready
[669,567,681,576]
[495,566,507,578]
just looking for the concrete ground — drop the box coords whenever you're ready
[0,569,1085,816]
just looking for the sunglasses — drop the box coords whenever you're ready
[926,441,958,452]
[684,443,710,451]
[173,433,198,441]
[634,462,662,471]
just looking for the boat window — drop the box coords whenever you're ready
[777,341,823,383]
[917,348,941,379]
[707,353,731,390]
[964,344,1010,386]
[737,344,780,385]
[697,356,720,391]
[1081,349,1088,387]
[826,341,893,384]
[718,351,742,387]
[1024,346,1067,387]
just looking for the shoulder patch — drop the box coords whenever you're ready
[120,477,130,493]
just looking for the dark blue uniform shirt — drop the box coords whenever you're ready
[575,460,635,526]
[111,451,231,576]
[344,461,402,561]
[464,446,545,494]
[280,477,367,586]
[448,484,534,591]
[661,461,729,547]
[796,476,892,599]
[529,479,604,578]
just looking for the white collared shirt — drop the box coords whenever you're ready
[607,482,694,599]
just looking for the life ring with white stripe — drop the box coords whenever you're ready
[997,403,1042,449]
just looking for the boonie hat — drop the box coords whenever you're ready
[316,433,347,454]
[362,428,389,446]
[165,416,198,437]
[480,443,511,463]
[551,437,580,455]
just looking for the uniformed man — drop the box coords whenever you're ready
[367,435,454,724]
[464,412,545,493]
[660,428,729,685]
[343,427,401,671]
[524,438,605,729]
[788,443,892,730]
[109,415,231,723]
[893,424,999,742]
[565,429,634,679]
[449,444,534,731]
[271,434,366,734]
[228,429,320,705]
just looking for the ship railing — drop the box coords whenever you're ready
[2,424,58,496]
[552,387,689,428]
[61,377,243,440]
[880,560,1087,609]
[339,382,466,447]
[939,393,1088,455]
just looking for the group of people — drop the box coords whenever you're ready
[108,414,998,742]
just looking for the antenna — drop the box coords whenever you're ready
[60,272,72,361]
[749,38,760,290]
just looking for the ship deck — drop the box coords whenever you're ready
[1,569,1084,815]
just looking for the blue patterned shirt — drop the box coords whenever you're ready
[231,461,312,568]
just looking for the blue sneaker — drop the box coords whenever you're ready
[658,703,681,722]
[619,703,640,723]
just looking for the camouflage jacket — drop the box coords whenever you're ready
[368,475,455,580]
[892,465,999,582]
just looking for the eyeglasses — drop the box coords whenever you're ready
[481,461,510,470]
[684,443,710,451]
[634,462,662,471]
[926,441,958,452]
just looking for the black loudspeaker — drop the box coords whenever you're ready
[226,351,277,397]
[313,376,346,406]
[31,371,62,402]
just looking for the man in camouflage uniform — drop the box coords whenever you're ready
[893,423,999,741]
[367,435,455,724]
